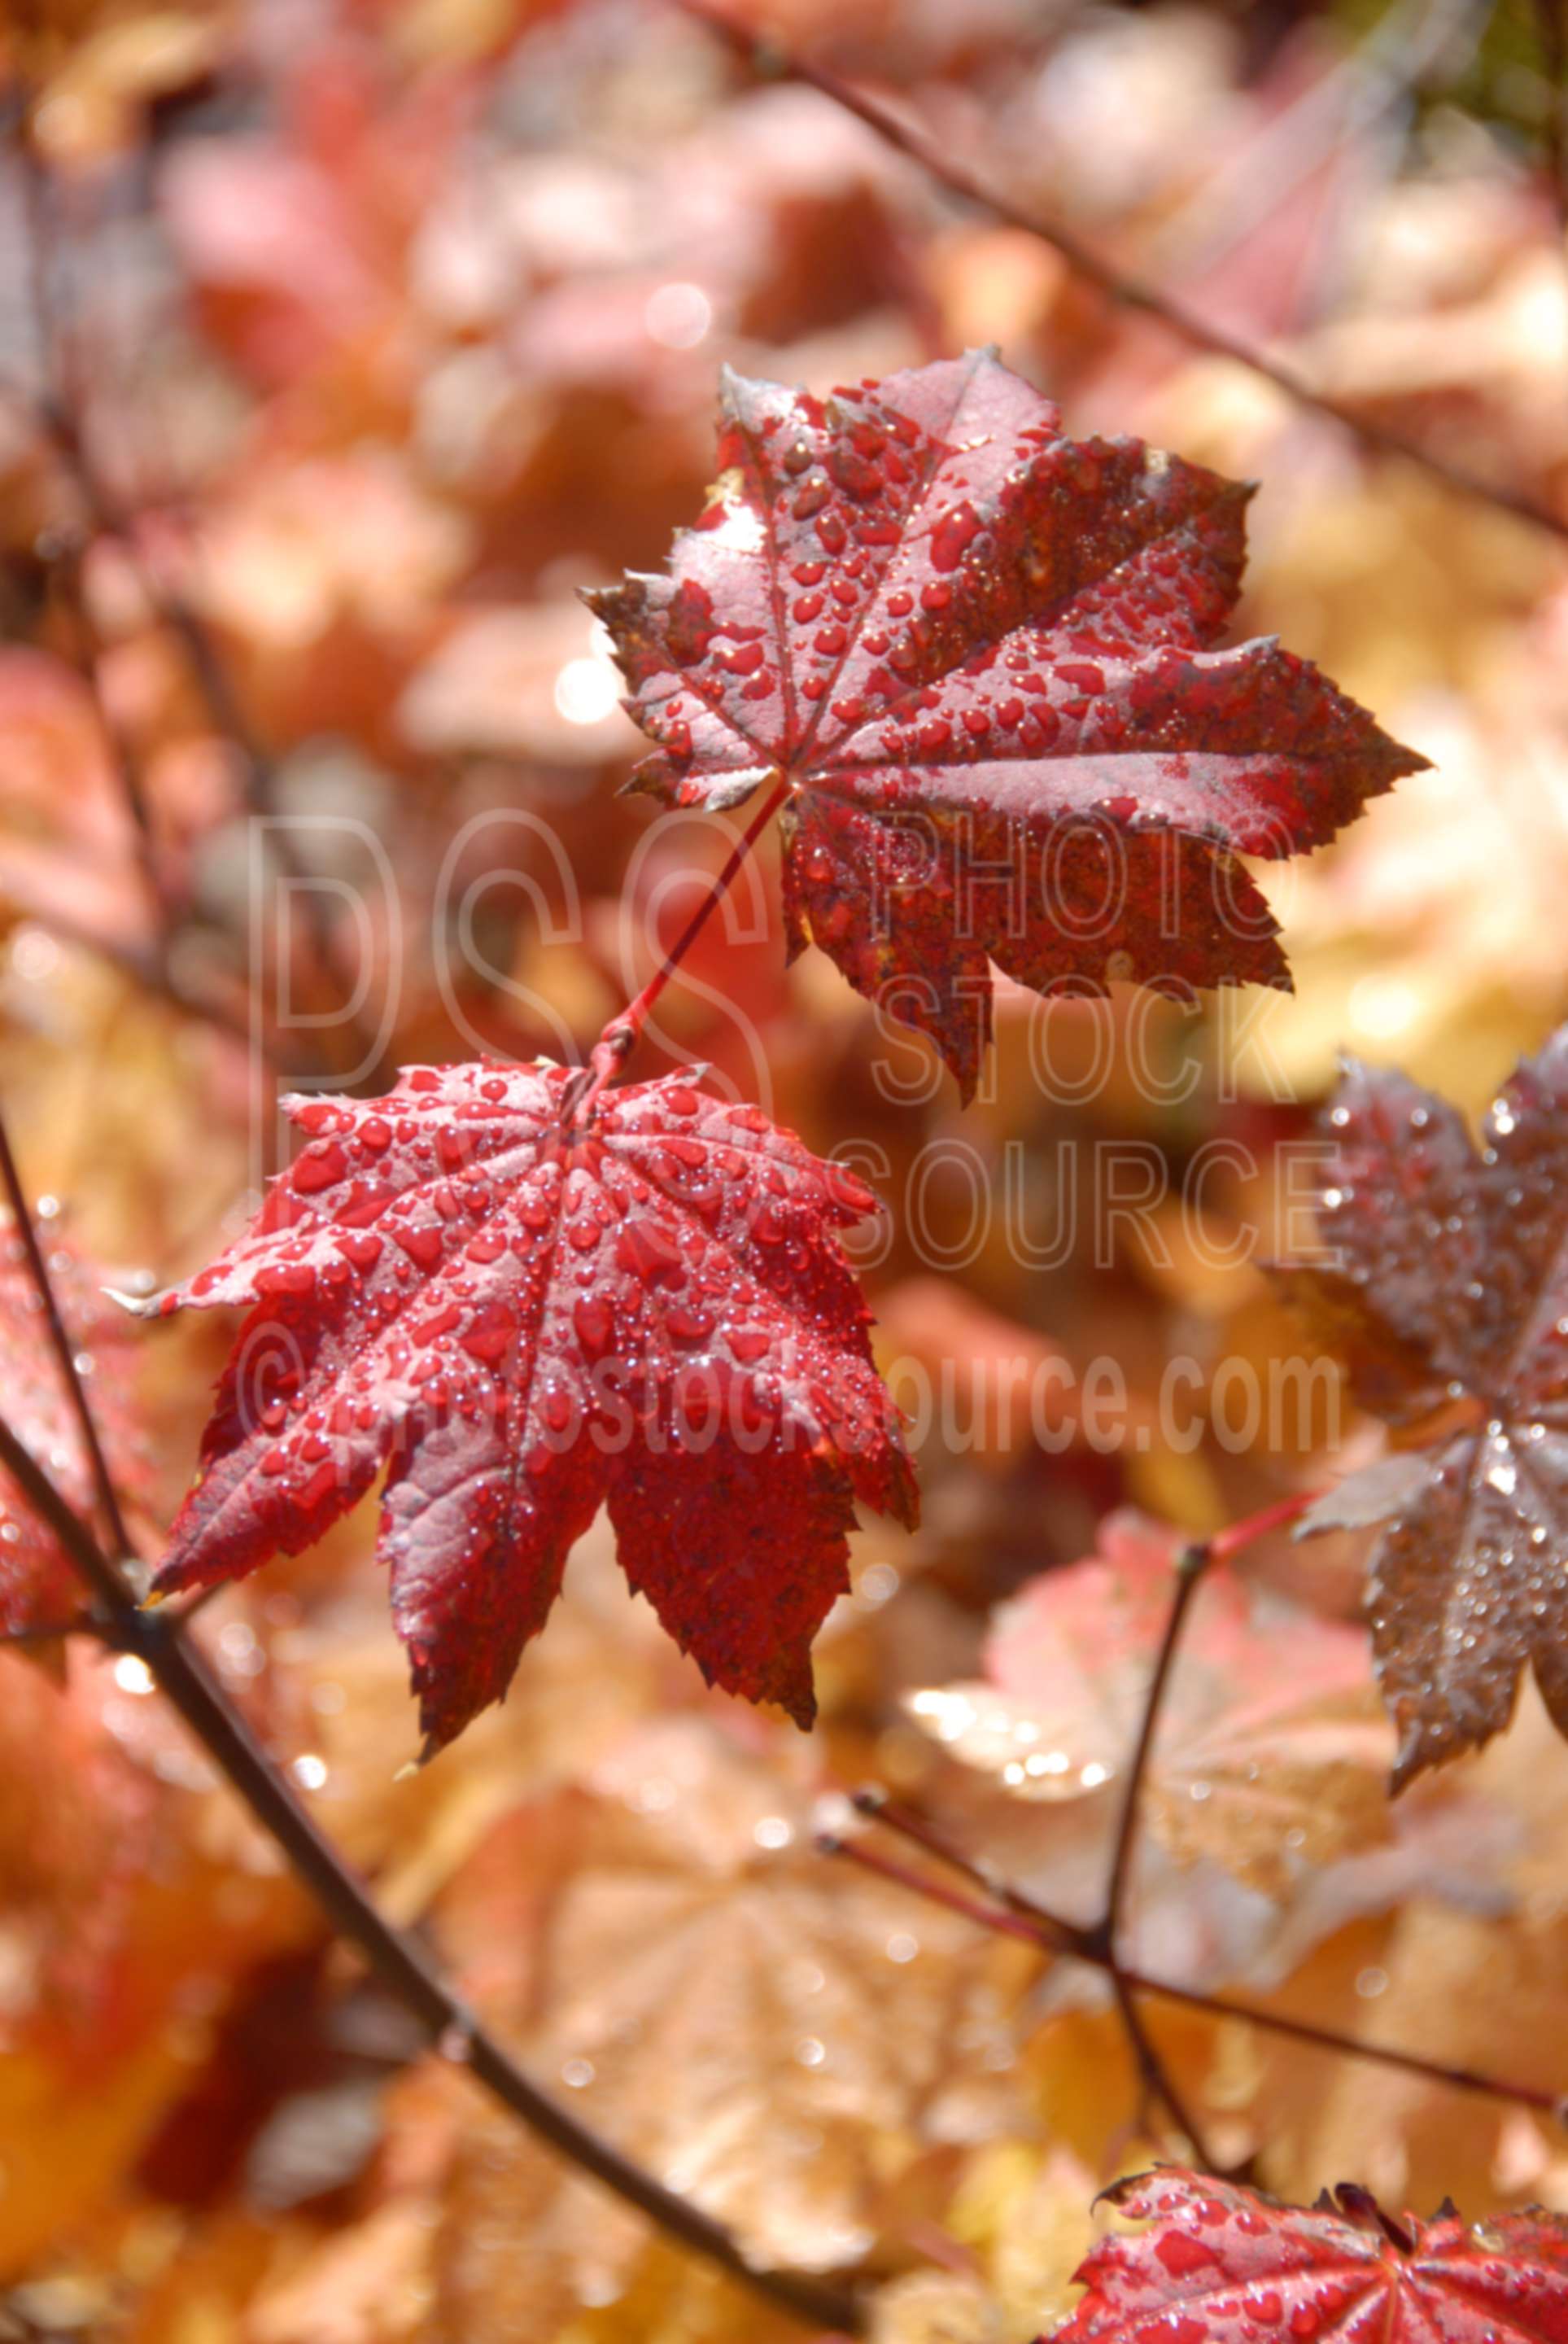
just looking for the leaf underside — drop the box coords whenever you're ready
[1278,1029,1568,1787]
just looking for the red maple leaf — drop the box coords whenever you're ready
[1045,2168,1568,2344]
[1277,1030,1568,1786]
[590,350,1423,1099]
[142,1063,915,1751]
[0,1227,144,1638]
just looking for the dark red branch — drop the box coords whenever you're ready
[14,125,384,1090]
[837,1798,1566,2120]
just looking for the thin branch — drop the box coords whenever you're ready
[61,444,385,1087]
[838,1484,1553,2143]
[850,1787,1090,1947]
[1085,1537,1215,2159]
[820,1830,1058,1952]
[676,0,1568,548]
[835,1789,1566,2121]
[0,1122,133,1559]
[20,144,169,921]
[871,1496,1316,2165]
[13,131,389,1091]
[56,571,172,912]
[1100,1539,1207,1948]
[1107,1983,1216,2160]
[1149,0,1487,292]
[11,121,383,1087]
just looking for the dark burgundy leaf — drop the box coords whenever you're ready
[591,351,1424,1099]
[1277,1030,1568,1785]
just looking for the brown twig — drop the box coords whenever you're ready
[18,130,177,936]
[0,1119,133,1560]
[865,1498,1313,2167]
[1099,1540,1206,1942]
[828,1808,1566,2120]
[1083,1537,1216,2161]
[676,0,1568,547]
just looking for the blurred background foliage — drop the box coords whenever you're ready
[1,0,1567,2337]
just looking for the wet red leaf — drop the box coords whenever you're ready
[145,1063,916,1751]
[1278,1030,1568,1786]
[591,350,1423,1099]
[1045,2168,1568,2344]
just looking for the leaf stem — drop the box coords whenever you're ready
[566,773,790,1126]
[675,1,1568,548]
[1207,1489,1317,1564]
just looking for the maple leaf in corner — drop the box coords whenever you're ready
[1276,1030,1568,1786]
[141,1065,915,1751]
[589,351,1423,1100]
[1042,2169,1568,2344]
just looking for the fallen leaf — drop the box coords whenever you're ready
[424,1714,1032,2307]
[908,1511,1390,1896]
